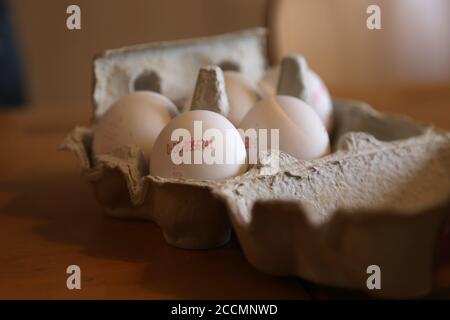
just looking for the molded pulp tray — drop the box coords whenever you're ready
[61,29,450,298]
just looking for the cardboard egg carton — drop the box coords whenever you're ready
[61,28,450,298]
[92,28,267,118]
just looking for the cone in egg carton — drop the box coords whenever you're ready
[61,32,450,296]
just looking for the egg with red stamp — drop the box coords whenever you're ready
[150,110,247,181]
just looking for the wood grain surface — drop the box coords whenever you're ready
[0,87,449,299]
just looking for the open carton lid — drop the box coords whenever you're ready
[92,28,268,119]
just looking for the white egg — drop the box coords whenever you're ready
[223,71,261,126]
[240,95,330,160]
[307,70,333,131]
[150,110,247,180]
[92,91,178,160]
[181,94,193,113]
[258,60,333,131]
[258,66,278,97]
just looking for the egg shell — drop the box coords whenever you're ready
[240,95,330,160]
[258,66,278,97]
[258,64,333,131]
[150,110,247,180]
[307,70,333,131]
[92,91,178,160]
[223,71,261,126]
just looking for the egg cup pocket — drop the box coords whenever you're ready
[331,99,427,147]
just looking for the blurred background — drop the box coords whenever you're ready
[0,0,449,126]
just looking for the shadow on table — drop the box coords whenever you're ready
[0,173,307,299]
[3,174,448,299]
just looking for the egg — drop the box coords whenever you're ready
[92,91,178,160]
[258,66,279,97]
[240,95,330,160]
[223,71,261,126]
[183,70,261,127]
[150,110,247,180]
[150,66,247,180]
[258,55,333,131]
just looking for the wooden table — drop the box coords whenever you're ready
[1,87,449,299]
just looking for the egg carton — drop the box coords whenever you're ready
[92,28,267,119]
[61,29,450,298]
